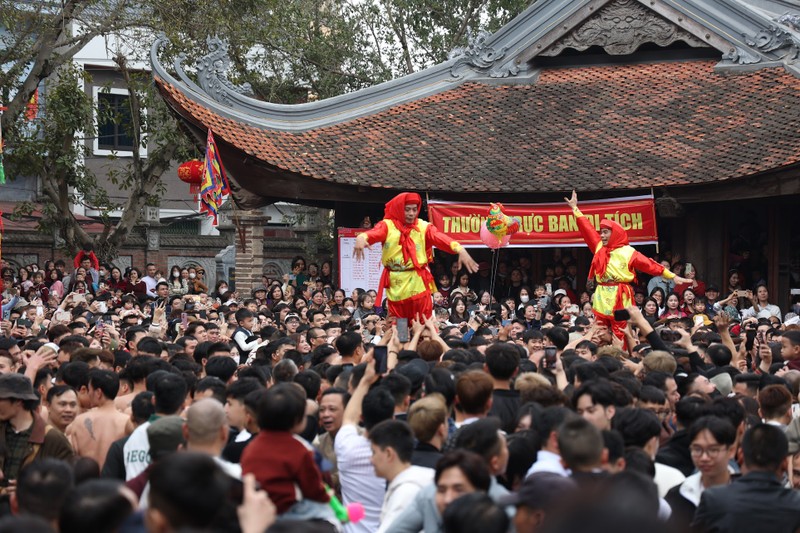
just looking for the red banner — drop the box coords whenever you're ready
[427,195,658,248]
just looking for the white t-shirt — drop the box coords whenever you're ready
[123,421,152,481]
[335,424,386,533]
[377,465,434,533]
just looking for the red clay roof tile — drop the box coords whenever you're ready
[156,60,800,194]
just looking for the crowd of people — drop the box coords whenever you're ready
[0,246,798,533]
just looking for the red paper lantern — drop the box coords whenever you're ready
[178,160,204,195]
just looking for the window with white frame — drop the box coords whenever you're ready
[92,86,147,157]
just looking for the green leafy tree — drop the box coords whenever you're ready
[0,0,533,261]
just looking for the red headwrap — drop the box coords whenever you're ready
[588,219,629,280]
[383,192,423,270]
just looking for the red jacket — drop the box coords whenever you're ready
[241,430,329,514]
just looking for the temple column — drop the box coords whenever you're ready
[234,210,271,295]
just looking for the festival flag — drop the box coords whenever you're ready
[200,129,231,225]
[26,89,38,121]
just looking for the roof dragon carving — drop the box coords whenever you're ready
[741,15,800,62]
[540,0,706,56]
[173,37,253,107]
[449,31,521,79]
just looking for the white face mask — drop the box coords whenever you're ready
[189,273,196,279]
[345,306,355,312]
[520,295,530,303]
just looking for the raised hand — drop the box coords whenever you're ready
[237,474,276,533]
[564,190,578,210]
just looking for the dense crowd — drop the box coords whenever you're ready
[0,248,798,533]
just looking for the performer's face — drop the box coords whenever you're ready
[600,228,612,246]
[404,204,419,224]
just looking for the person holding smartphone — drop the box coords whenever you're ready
[565,190,691,343]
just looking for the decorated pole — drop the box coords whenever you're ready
[0,103,6,185]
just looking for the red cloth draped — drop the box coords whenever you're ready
[588,219,629,280]
[383,192,423,271]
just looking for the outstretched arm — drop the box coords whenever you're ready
[342,355,379,427]
[565,190,601,252]
[629,251,691,285]
[354,221,388,261]
[426,224,479,273]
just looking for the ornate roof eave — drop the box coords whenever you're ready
[498,0,800,72]
[150,0,800,134]
[150,34,537,134]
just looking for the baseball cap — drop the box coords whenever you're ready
[0,374,38,401]
[147,416,186,460]
[706,284,720,292]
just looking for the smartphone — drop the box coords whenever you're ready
[199,310,207,319]
[181,312,189,329]
[396,318,409,343]
[745,329,757,351]
[694,315,704,326]
[736,290,748,298]
[373,345,388,374]
[545,283,552,295]
[96,321,104,333]
[685,263,694,275]
[36,306,43,317]
[544,346,557,367]
[613,309,631,321]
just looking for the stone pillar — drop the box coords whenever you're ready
[234,209,271,294]
[144,206,161,254]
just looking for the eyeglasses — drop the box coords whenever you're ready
[689,445,727,459]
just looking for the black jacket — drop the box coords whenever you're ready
[692,471,800,533]
[656,429,694,477]
[411,442,442,469]
[488,389,521,434]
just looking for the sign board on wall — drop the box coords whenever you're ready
[427,195,658,248]
[338,228,383,294]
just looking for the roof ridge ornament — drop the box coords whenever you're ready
[540,0,707,57]
[742,17,800,62]
[173,36,254,107]
[449,31,521,79]
[197,37,254,105]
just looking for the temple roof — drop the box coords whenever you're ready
[151,0,800,207]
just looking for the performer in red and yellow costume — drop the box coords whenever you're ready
[353,192,478,320]
[565,191,691,340]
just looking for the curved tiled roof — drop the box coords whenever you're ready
[156,60,800,196]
